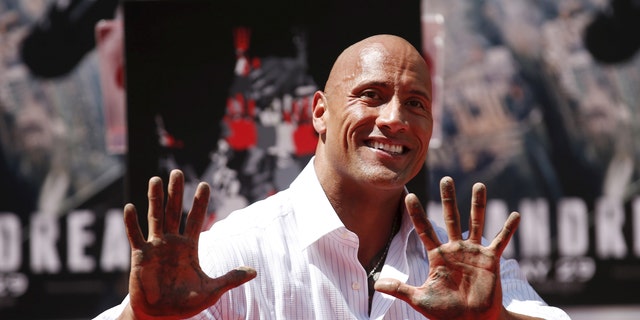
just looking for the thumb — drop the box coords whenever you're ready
[208,266,257,295]
[374,278,415,303]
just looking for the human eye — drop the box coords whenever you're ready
[360,90,382,100]
[405,99,427,110]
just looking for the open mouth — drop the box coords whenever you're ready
[366,140,407,155]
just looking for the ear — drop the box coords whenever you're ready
[95,19,113,44]
[312,90,328,135]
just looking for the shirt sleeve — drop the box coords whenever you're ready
[501,258,572,319]
[91,295,129,320]
[436,227,571,319]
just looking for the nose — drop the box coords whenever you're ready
[375,98,408,132]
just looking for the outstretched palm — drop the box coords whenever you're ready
[376,177,520,320]
[123,170,256,319]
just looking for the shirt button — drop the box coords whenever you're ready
[352,282,361,290]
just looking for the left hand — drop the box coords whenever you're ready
[375,176,521,320]
[123,170,256,320]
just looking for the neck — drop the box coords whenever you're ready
[363,212,400,273]
[331,189,403,270]
[313,156,406,267]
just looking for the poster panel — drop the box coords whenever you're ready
[4,0,637,318]
[0,0,128,319]
[422,0,640,306]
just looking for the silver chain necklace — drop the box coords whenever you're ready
[367,213,400,281]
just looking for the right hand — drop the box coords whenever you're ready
[121,170,256,320]
[375,178,523,320]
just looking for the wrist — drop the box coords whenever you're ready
[116,303,137,320]
[501,306,544,320]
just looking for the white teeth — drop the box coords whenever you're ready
[371,141,403,154]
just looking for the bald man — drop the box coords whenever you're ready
[94,35,569,320]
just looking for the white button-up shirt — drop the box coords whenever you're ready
[95,158,570,319]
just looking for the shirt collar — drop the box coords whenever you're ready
[291,157,346,250]
[291,157,423,257]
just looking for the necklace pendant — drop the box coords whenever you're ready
[372,271,381,282]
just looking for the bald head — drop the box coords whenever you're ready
[325,34,430,95]
[311,33,433,193]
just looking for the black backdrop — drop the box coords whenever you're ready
[123,0,428,234]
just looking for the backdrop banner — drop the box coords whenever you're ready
[1,0,639,319]
[422,0,640,306]
[0,0,127,318]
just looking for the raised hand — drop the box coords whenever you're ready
[375,176,522,320]
[122,170,256,320]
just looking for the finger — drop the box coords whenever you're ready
[207,266,257,302]
[164,170,185,234]
[406,193,441,250]
[123,203,145,250]
[468,182,487,244]
[489,211,521,257]
[374,277,418,305]
[184,182,211,240]
[147,176,165,239]
[440,176,462,241]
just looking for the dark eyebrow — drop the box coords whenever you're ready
[353,81,432,102]
[356,80,389,90]
[408,89,432,103]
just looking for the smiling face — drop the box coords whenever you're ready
[312,35,433,191]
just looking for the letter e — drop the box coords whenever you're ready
[67,210,96,272]
[100,209,130,271]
